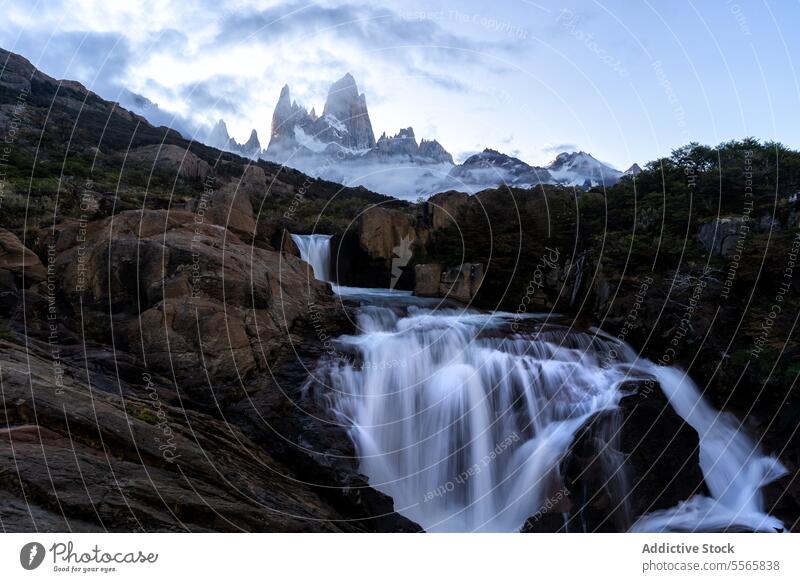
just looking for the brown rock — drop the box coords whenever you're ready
[45,209,328,404]
[0,337,361,532]
[358,206,417,267]
[428,191,471,231]
[439,263,485,303]
[0,227,47,288]
[279,229,300,256]
[414,263,442,297]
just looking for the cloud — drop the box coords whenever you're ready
[0,0,527,152]
[1,30,131,97]
[541,142,579,154]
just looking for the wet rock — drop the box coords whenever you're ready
[559,380,706,532]
[618,380,707,518]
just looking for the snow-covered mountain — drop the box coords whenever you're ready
[205,119,262,159]
[546,151,623,188]
[195,73,631,199]
[264,74,452,168]
[439,149,625,193]
[444,149,553,191]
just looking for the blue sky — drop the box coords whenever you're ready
[1,0,799,169]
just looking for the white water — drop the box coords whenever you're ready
[631,366,787,532]
[294,234,787,532]
[291,233,333,282]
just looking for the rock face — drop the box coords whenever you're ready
[271,85,306,144]
[0,228,46,314]
[333,205,423,289]
[321,73,375,150]
[2,208,421,532]
[439,263,485,303]
[427,191,471,230]
[414,261,486,304]
[358,206,418,267]
[206,119,262,159]
[207,119,232,150]
[185,179,258,240]
[418,139,455,164]
[0,335,409,532]
[698,218,749,256]
[372,129,454,164]
[539,380,706,532]
[617,381,707,518]
[262,74,455,200]
[39,208,326,406]
[375,128,419,158]
[243,129,261,157]
[270,74,377,156]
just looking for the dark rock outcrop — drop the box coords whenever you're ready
[697,217,749,256]
[525,380,705,532]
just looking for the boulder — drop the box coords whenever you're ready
[279,229,300,257]
[187,181,257,241]
[439,263,485,303]
[0,227,47,288]
[414,263,442,297]
[618,380,707,518]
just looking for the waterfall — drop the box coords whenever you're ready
[630,366,787,532]
[312,288,786,533]
[291,233,333,282]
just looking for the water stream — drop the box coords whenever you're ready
[292,234,787,533]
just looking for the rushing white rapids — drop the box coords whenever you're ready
[292,234,787,533]
[291,233,333,282]
[630,366,787,532]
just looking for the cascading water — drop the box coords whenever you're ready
[293,234,786,532]
[321,297,631,532]
[291,233,333,282]
[630,366,787,532]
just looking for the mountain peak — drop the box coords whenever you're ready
[546,150,622,187]
[334,72,356,87]
[624,163,642,176]
[321,73,375,150]
[245,129,260,147]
